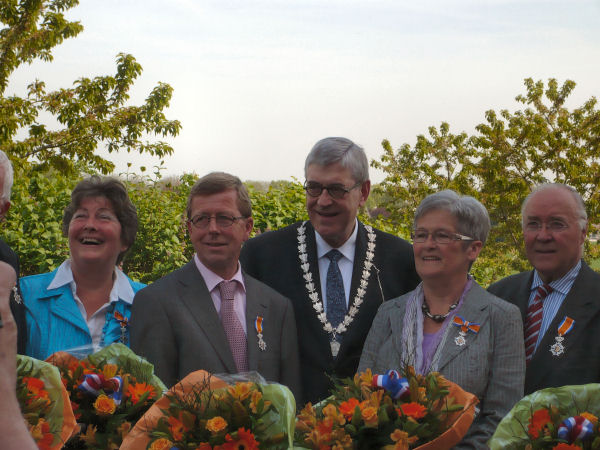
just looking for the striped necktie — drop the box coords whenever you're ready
[524,284,553,362]
[325,249,346,329]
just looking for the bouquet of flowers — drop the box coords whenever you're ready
[16,355,77,449]
[295,367,478,450]
[489,383,600,450]
[121,370,297,450]
[46,343,166,449]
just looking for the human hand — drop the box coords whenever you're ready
[0,261,17,387]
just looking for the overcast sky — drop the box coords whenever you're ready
[11,0,600,183]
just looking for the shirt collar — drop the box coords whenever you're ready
[315,218,358,262]
[532,259,581,295]
[193,254,246,293]
[47,259,135,304]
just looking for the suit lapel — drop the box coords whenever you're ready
[528,262,600,386]
[437,284,490,371]
[244,275,268,372]
[45,285,89,334]
[177,262,237,373]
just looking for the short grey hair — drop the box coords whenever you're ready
[0,150,14,202]
[414,189,491,244]
[521,183,588,230]
[304,137,369,183]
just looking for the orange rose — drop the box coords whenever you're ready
[206,416,228,434]
[149,438,174,450]
[361,406,379,427]
[581,412,599,426]
[93,394,116,415]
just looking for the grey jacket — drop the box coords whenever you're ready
[359,282,525,449]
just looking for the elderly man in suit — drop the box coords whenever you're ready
[489,183,600,395]
[240,137,419,405]
[0,150,26,354]
[130,172,301,399]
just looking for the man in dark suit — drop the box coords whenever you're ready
[489,183,600,395]
[130,172,300,399]
[240,137,419,405]
[0,150,27,354]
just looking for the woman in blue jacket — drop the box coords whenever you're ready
[20,176,145,359]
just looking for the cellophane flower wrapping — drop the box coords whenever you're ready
[120,370,296,450]
[17,355,78,449]
[489,383,600,450]
[294,367,478,450]
[45,343,166,449]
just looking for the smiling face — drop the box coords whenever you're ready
[305,162,370,248]
[68,196,127,269]
[186,189,253,280]
[523,187,586,283]
[413,209,482,283]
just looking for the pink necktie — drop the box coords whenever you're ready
[524,284,553,362]
[218,280,248,372]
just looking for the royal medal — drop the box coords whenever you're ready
[113,310,129,344]
[330,339,341,357]
[255,316,266,351]
[550,316,574,357]
[452,316,480,347]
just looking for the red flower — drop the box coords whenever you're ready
[528,408,552,439]
[219,428,259,450]
[399,402,427,420]
[339,398,360,419]
[552,444,580,450]
[126,381,156,405]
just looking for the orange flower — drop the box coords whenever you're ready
[126,381,156,404]
[339,398,360,419]
[528,408,552,439]
[552,444,580,450]
[29,418,54,450]
[323,403,346,426]
[196,444,212,450]
[93,394,117,415]
[231,427,260,450]
[149,438,174,450]
[227,382,253,401]
[399,402,427,420]
[361,406,379,427]
[389,429,419,450]
[118,421,132,439]
[23,376,50,404]
[102,363,118,378]
[206,416,228,434]
[250,389,271,413]
[581,412,598,426]
[168,414,189,441]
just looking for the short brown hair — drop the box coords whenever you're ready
[186,172,252,219]
[62,176,138,263]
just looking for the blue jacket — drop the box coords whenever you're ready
[20,268,145,360]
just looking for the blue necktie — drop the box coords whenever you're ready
[325,249,346,329]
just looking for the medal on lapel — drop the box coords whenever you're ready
[113,310,129,344]
[550,316,574,357]
[255,316,266,351]
[452,315,480,346]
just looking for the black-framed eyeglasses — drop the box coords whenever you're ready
[411,229,475,244]
[188,214,247,229]
[303,181,362,199]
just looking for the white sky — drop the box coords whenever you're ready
[10,0,600,183]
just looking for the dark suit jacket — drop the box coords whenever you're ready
[358,283,525,449]
[130,260,301,400]
[0,238,26,353]
[488,260,600,395]
[239,220,419,405]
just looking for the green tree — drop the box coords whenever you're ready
[373,78,600,286]
[0,0,181,175]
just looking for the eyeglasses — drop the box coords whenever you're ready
[524,220,569,233]
[188,214,247,229]
[411,229,475,244]
[303,181,362,199]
